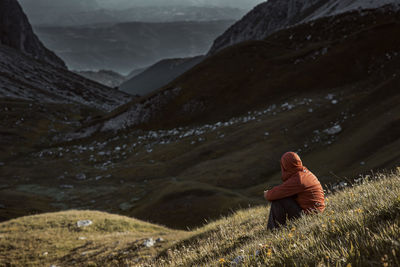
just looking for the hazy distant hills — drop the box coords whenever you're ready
[75,70,126,89]
[20,3,247,26]
[19,0,264,25]
[34,20,234,74]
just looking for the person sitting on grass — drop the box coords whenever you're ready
[264,152,325,230]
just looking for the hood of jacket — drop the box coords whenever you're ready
[280,152,305,181]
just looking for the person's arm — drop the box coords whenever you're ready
[265,176,303,201]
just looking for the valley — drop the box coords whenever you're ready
[1,0,399,235]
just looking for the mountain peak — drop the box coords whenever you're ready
[0,0,66,68]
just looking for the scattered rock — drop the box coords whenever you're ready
[324,125,342,135]
[360,161,365,165]
[0,162,4,166]
[325,94,335,100]
[60,185,74,189]
[0,204,5,209]
[78,237,87,240]
[76,173,87,180]
[331,99,338,104]
[43,252,48,256]
[264,132,269,136]
[143,238,155,248]
[77,220,93,228]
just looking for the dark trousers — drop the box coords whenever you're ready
[267,197,303,230]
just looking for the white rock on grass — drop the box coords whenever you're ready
[324,125,342,135]
[143,238,155,248]
[60,185,74,189]
[77,220,93,228]
[0,162,4,166]
[76,173,87,180]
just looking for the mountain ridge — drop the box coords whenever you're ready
[209,0,400,54]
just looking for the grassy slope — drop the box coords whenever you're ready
[0,210,187,267]
[0,171,399,266]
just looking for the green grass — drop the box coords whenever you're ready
[1,171,399,266]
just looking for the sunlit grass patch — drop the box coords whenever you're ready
[148,171,400,266]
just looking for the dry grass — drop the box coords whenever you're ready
[1,171,399,266]
[146,170,400,266]
[0,210,187,267]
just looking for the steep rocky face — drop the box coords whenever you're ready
[0,0,66,68]
[209,0,400,54]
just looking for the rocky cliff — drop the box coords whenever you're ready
[0,0,66,68]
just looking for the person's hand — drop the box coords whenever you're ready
[263,190,268,199]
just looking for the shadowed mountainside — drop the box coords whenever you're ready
[120,56,204,96]
[0,0,66,68]
[208,0,400,54]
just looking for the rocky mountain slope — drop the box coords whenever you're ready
[0,44,131,111]
[120,56,204,96]
[209,0,400,54]
[0,0,65,68]
[0,0,132,172]
[1,6,398,230]
[35,20,234,73]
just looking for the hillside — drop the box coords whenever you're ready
[1,7,398,230]
[34,20,234,73]
[1,172,399,266]
[120,56,204,96]
[209,0,400,54]
[0,44,131,111]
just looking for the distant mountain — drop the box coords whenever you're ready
[120,56,204,96]
[0,0,65,68]
[126,67,148,80]
[75,70,126,88]
[20,4,246,26]
[209,0,400,54]
[34,20,234,74]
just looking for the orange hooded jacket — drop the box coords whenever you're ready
[265,152,325,212]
